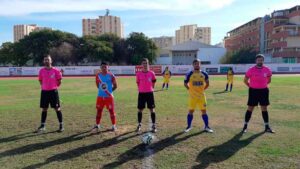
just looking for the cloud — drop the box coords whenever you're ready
[0,0,236,16]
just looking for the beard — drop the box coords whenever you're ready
[256,63,263,67]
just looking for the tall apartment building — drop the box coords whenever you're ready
[175,25,211,45]
[82,14,124,38]
[13,24,52,42]
[224,18,262,52]
[151,36,175,49]
[224,5,300,63]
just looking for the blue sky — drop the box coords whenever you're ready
[0,0,299,45]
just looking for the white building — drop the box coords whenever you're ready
[170,41,226,65]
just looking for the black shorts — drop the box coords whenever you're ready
[138,92,155,109]
[40,90,61,109]
[247,88,270,106]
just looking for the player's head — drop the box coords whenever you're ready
[229,67,232,71]
[165,66,169,70]
[101,61,108,73]
[255,54,264,67]
[141,58,149,71]
[43,54,52,67]
[192,59,201,71]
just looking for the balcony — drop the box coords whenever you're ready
[270,41,287,48]
[271,31,288,39]
[273,51,300,57]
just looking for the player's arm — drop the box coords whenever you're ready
[204,72,209,90]
[204,80,209,90]
[96,75,100,88]
[56,69,62,87]
[184,71,191,90]
[38,71,42,85]
[267,69,272,84]
[57,79,62,87]
[152,76,156,88]
[112,76,117,91]
[244,76,250,87]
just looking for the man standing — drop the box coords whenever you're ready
[37,55,64,132]
[136,58,157,133]
[242,54,274,133]
[184,59,213,133]
[162,66,172,90]
[225,67,234,92]
[92,62,118,132]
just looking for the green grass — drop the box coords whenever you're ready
[0,75,300,169]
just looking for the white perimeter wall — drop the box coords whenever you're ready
[1,64,300,76]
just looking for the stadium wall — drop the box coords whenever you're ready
[1,64,300,77]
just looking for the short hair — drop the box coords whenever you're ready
[44,54,51,58]
[193,59,201,64]
[141,58,149,63]
[101,61,108,66]
[255,54,265,60]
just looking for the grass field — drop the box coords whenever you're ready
[0,75,300,169]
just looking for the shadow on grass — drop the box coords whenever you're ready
[192,131,264,169]
[102,131,205,169]
[22,131,138,169]
[0,131,58,144]
[213,91,229,95]
[0,130,96,159]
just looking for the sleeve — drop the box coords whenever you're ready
[38,69,42,81]
[152,71,156,83]
[136,73,139,84]
[96,74,100,84]
[56,69,62,80]
[245,68,251,78]
[184,71,193,84]
[111,73,116,83]
[202,71,209,80]
[267,67,272,77]
[162,70,165,75]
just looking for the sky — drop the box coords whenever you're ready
[0,0,299,45]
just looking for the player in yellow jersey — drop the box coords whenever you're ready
[184,59,213,133]
[162,66,172,90]
[225,67,234,92]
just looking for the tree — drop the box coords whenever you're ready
[220,47,258,64]
[126,32,157,65]
[80,36,113,63]
[0,42,14,65]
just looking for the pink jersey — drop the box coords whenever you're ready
[136,71,156,93]
[246,65,272,89]
[38,67,62,91]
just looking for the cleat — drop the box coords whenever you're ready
[58,124,64,132]
[184,126,192,133]
[36,126,46,133]
[112,125,117,132]
[151,124,157,133]
[136,124,142,132]
[91,125,100,133]
[265,126,275,133]
[204,126,214,133]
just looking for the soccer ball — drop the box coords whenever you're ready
[101,83,107,90]
[141,133,154,145]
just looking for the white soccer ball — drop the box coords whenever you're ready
[101,83,107,90]
[141,133,154,145]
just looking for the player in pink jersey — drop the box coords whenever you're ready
[37,55,64,133]
[136,58,157,133]
[242,54,274,133]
